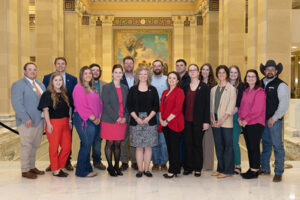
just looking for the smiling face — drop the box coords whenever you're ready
[153,61,163,76]
[91,66,101,80]
[201,65,210,79]
[246,72,257,87]
[83,69,92,83]
[188,65,199,79]
[113,67,123,81]
[230,67,239,81]
[176,61,186,74]
[264,66,277,79]
[217,68,227,82]
[55,59,66,73]
[138,69,148,83]
[168,73,179,88]
[52,75,63,90]
[24,64,37,80]
[123,59,134,73]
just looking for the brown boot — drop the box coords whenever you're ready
[65,161,74,171]
[273,174,282,182]
[45,164,52,172]
[152,164,159,171]
[22,171,37,179]
[160,165,168,171]
[30,168,45,175]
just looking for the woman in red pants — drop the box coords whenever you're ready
[38,72,72,177]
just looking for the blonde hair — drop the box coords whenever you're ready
[47,72,70,109]
[134,66,152,86]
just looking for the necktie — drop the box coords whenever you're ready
[32,81,42,98]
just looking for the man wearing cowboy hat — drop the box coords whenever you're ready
[259,60,289,182]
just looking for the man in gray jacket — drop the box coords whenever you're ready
[11,62,46,179]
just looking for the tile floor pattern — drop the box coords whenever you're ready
[0,161,299,200]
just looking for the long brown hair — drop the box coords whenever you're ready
[200,63,217,89]
[47,72,70,109]
[229,65,242,88]
[79,66,96,94]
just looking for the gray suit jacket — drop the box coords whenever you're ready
[11,77,46,127]
[101,82,129,123]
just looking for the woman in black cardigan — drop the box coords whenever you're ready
[127,67,159,178]
[183,64,210,177]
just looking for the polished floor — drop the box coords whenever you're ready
[0,161,299,200]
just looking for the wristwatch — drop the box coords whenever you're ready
[166,119,169,124]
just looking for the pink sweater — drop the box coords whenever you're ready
[238,87,266,126]
[73,83,103,124]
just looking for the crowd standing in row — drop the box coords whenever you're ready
[11,56,289,182]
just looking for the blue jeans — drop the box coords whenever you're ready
[261,120,285,175]
[92,125,102,164]
[152,114,168,165]
[232,113,242,165]
[212,127,234,174]
[74,112,95,177]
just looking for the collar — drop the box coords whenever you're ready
[264,75,277,84]
[25,76,35,84]
[125,73,134,79]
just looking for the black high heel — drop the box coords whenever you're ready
[107,166,117,177]
[114,166,123,176]
[163,173,177,178]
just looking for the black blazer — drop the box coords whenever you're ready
[127,85,159,126]
[183,81,210,126]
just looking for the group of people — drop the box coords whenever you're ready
[11,56,289,182]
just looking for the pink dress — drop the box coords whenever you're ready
[101,88,127,140]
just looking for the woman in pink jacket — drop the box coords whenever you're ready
[238,69,266,179]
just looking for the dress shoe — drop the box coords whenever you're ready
[120,163,129,171]
[143,171,153,177]
[107,167,117,177]
[53,170,68,178]
[131,163,138,171]
[273,174,282,182]
[211,171,220,176]
[217,173,231,178]
[136,171,143,178]
[163,173,177,178]
[87,172,98,177]
[258,170,271,175]
[94,162,106,170]
[45,165,52,172]
[22,171,37,179]
[183,170,192,175]
[152,164,159,171]
[241,169,259,179]
[234,166,242,174]
[30,168,45,175]
[65,161,74,171]
[114,166,123,176]
[194,172,201,177]
[160,165,168,171]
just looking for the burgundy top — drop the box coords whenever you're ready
[184,87,196,122]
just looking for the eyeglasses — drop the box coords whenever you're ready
[188,69,198,72]
[247,75,256,78]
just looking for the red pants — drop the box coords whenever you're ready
[46,117,72,171]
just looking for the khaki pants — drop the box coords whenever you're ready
[18,121,44,172]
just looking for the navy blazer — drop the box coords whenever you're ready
[11,77,46,127]
[43,72,77,94]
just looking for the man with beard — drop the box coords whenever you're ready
[120,56,138,171]
[151,60,168,171]
[89,63,107,170]
[259,60,289,182]
[176,59,190,89]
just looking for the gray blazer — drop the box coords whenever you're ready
[101,82,129,123]
[11,77,46,127]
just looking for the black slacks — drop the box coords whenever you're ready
[183,121,204,172]
[163,126,181,174]
[243,123,265,169]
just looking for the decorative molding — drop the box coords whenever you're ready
[197,15,203,26]
[188,16,197,26]
[184,17,190,26]
[89,0,197,4]
[113,17,173,26]
[96,17,102,26]
[64,0,75,11]
[172,16,186,26]
[100,16,114,25]
[209,0,219,11]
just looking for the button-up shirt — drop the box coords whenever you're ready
[151,74,168,100]
[125,73,135,88]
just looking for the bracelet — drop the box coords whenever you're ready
[166,119,169,123]
[92,118,97,122]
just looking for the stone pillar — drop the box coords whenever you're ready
[90,16,97,63]
[95,17,103,68]
[36,0,61,80]
[189,16,198,64]
[172,16,185,70]
[0,0,30,116]
[201,0,219,70]
[100,16,114,82]
[219,0,245,74]
[80,16,92,67]
[196,16,204,65]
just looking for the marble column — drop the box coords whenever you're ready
[80,16,92,67]
[202,3,219,70]
[189,16,198,64]
[196,16,204,65]
[0,0,29,116]
[100,16,114,82]
[172,16,185,70]
[89,16,97,64]
[95,17,103,68]
[219,0,245,75]
[36,0,64,80]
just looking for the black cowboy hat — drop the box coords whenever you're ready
[260,60,283,75]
